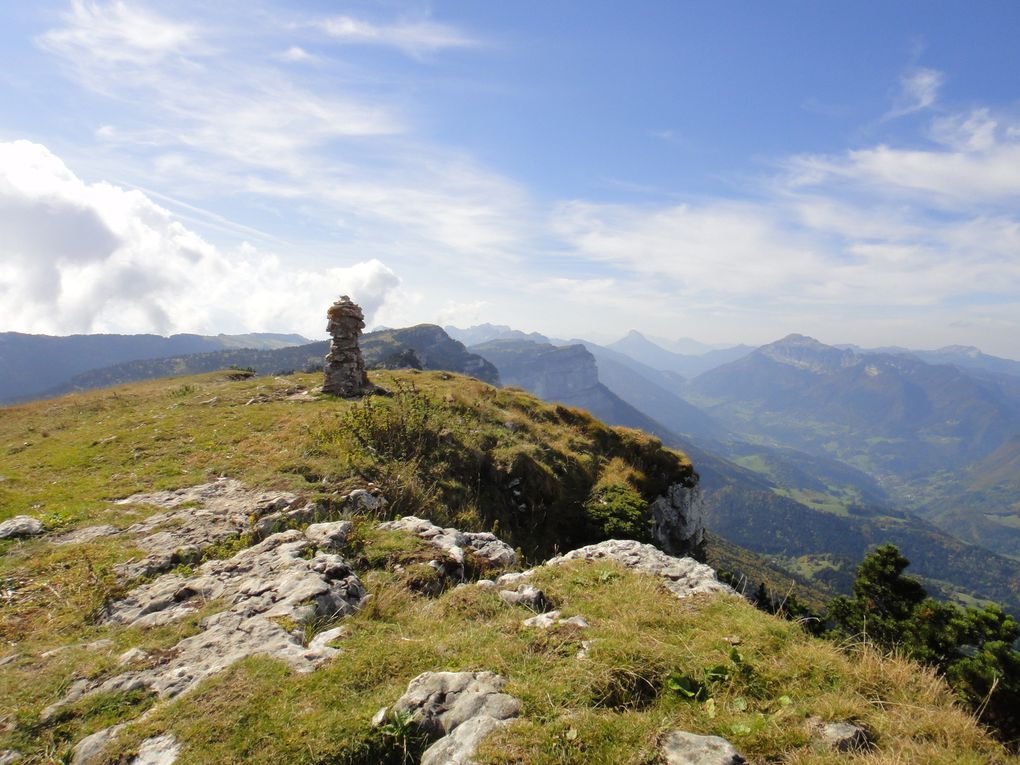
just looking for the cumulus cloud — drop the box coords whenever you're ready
[0,140,399,337]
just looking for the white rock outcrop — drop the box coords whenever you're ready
[388,671,521,765]
[0,515,43,539]
[545,539,730,598]
[378,516,518,572]
[661,731,746,765]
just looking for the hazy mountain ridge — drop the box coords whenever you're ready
[690,334,1020,469]
[464,332,1020,614]
[0,331,309,403]
[33,326,499,398]
[8,323,1020,611]
[607,329,753,378]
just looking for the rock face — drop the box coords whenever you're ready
[0,515,43,539]
[389,671,521,765]
[543,539,731,600]
[322,295,375,397]
[361,325,500,384]
[470,340,600,401]
[660,731,746,764]
[650,482,706,558]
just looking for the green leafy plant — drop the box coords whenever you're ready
[378,709,428,765]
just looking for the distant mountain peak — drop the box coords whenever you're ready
[760,334,858,373]
[935,345,982,357]
[773,333,825,346]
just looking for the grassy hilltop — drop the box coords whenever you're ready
[0,370,1016,764]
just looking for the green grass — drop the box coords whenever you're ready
[1,370,1017,764]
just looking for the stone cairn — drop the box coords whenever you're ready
[322,296,376,397]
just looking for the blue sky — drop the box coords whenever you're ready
[2,1,1020,356]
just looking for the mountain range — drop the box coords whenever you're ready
[6,323,1020,615]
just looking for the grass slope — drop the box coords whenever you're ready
[0,371,1015,764]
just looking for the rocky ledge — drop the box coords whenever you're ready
[23,482,736,765]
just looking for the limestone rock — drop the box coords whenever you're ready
[55,480,377,581]
[522,610,589,630]
[130,734,180,765]
[48,529,366,719]
[660,731,746,764]
[498,584,549,611]
[378,516,518,573]
[322,296,376,397]
[110,479,302,579]
[813,720,872,752]
[72,725,124,765]
[390,671,521,764]
[650,482,705,557]
[545,539,731,600]
[53,524,119,545]
[0,515,43,539]
[304,520,353,551]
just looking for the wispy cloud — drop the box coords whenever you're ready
[276,45,315,63]
[315,15,479,56]
[885,67,943,119]
[786,111,1020,207]
[38,0,204,65]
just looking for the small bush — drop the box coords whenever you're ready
[584,485,651,542]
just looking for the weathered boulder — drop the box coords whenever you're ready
[322,296,376,397]
[813,720,872,752]
[304,520,353,551]
[544,539,731,599]
[379,516,518,573]
[660,731,746,764]
[497,584,549,611]
[0,515,43,539]
[389,671,521,765]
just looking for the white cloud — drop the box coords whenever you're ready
[276,45,316,63]
[785,111,1020,208]
[36,1,528,269]
[931,108,998,151]
[316,15,478,56]
[39,0,203,65]
[41,2,404,168]
[0,140,399,337]
[886,67,943,119]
